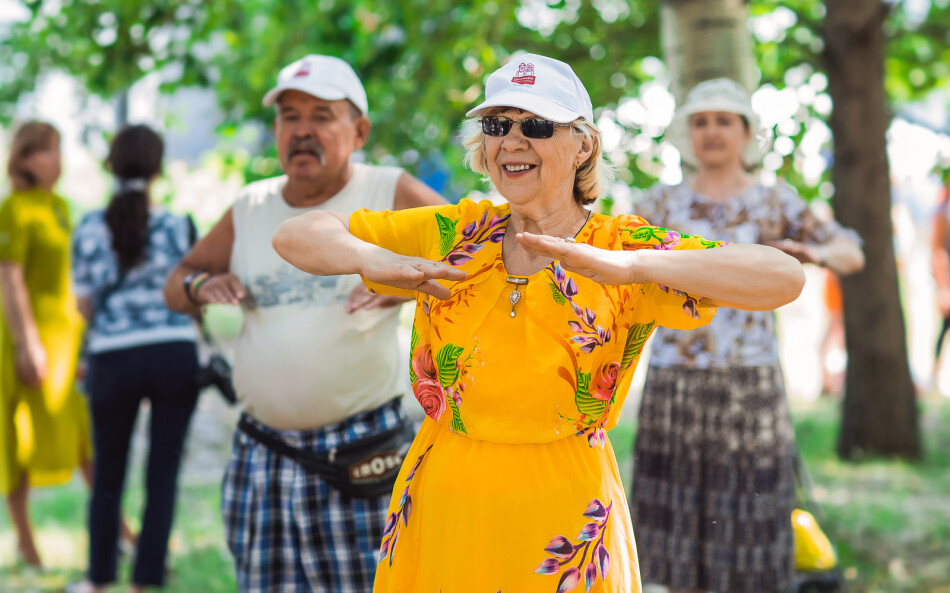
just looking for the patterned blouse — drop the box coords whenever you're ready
[634,182,860,369]
[72,208,197,353]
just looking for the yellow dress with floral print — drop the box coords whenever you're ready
[349,199,721,593]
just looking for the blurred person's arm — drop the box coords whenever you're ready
[769,235,865,277]
[76,295,93,321]
[0,262,47,390]
[164,207,247,315]
[392,172,448,210]
[933,207,950,318]
[817,235,865,276]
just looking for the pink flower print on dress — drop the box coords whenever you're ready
[413,379,447,421]
[591,362,621,402]
[411,348,438,382]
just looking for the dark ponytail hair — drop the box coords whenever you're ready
[104,125,163,270]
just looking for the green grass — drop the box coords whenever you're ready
[2,398,949,592]
[0,396,238,593]
[790,396,950,593]
[0,475,235,592]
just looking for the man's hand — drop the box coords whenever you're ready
[360,251,467,300]
[345,283,412,313]
[195,273,248,305]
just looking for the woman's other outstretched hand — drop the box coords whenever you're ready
[516,232,637,285]
[361,250,467,300]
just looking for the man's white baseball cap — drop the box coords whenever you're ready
[466,53,593,123]
[262,54,369,114]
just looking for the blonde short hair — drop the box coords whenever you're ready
[462,108,614,206]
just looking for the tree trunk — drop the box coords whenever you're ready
[823,0,921,460]
[115,89,129,127]
[660,0,757,102]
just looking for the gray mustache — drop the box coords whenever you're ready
[289,138,327,164]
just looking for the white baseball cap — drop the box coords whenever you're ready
[466,53,593,123]
[262,54,369,114]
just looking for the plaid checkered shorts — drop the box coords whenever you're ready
[221,399,409,593]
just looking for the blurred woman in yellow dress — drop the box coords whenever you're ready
[0,121,91,567]
[272,54,806,592]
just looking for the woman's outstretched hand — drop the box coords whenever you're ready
[516,232,639,285]
[361,251,467,300]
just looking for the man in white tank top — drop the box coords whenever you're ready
[164,55,445,592]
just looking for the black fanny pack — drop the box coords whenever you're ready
[237,413,416,499]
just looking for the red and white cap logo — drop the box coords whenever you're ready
[294,62,311,78]
[511,62,536,85]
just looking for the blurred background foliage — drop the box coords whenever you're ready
[2,0,950,202]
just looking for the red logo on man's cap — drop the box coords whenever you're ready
[294,62,311,78]
[511,62,536,85]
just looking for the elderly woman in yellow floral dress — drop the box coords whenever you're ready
[271,53,805,593]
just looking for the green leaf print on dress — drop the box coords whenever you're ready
[408,324,420,384]
[435,212,459,257]
[622,225,679,247]
[574,371,607,418]
[620,322,654,370]
[410,341,473,434]
[436,343,465,387]
[569,363,622,448]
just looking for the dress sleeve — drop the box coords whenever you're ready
[773,183,862,245]
[618,215,723,330]
[0,196,30,266]
[348,201,470,296]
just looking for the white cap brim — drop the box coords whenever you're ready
[262,82,350,108]
[465,89,583,123]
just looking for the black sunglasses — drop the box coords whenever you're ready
[479,116,571,139]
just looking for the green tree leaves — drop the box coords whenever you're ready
[2,1,947,195]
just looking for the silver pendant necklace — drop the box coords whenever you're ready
[506,276,529,317]
[503,210,592,318]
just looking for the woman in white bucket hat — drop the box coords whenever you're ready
[272,58,805,593]
[628,78,865,593]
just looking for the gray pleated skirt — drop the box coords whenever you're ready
[629,364,796,593]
